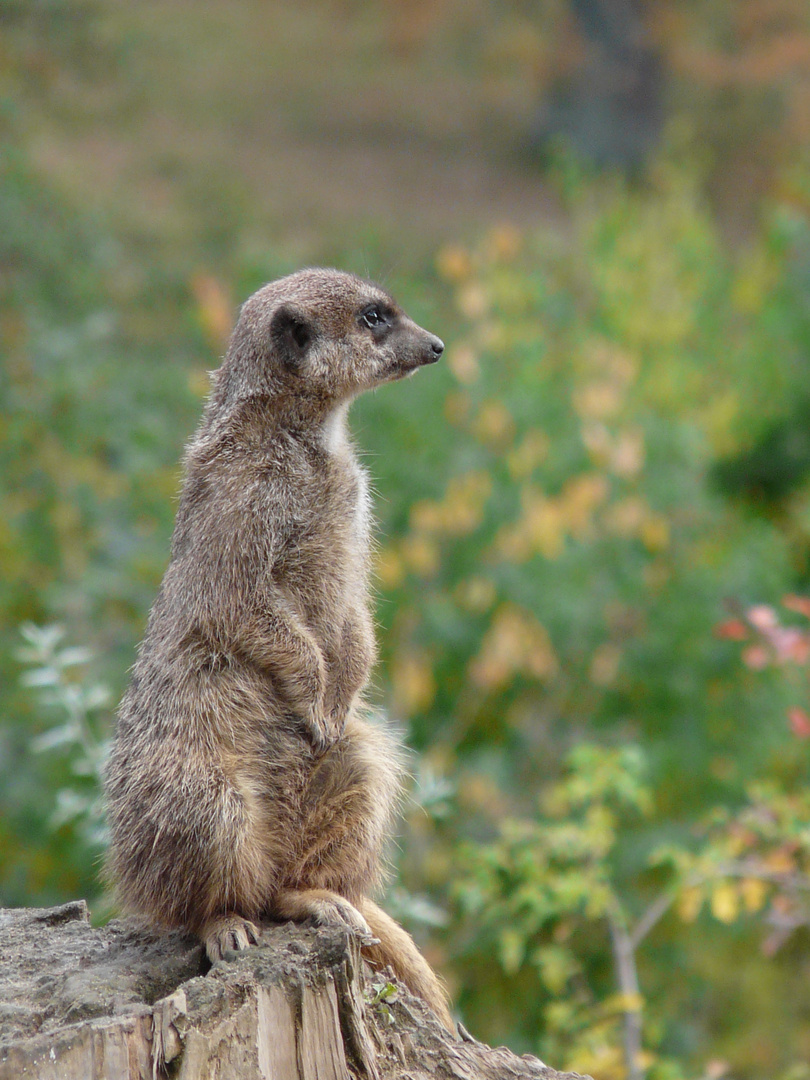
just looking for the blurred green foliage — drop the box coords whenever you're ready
[374,168,810,1077]
[3,3,810,1079]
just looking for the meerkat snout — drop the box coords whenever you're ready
[427,334,445,360]
[379,320,444,382]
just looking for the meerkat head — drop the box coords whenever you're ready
[213,268,444,418]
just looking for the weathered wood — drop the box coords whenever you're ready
[300,980,350,1080]
[257,985,298,1080]
[0,903,592,1080]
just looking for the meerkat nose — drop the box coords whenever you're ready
[428,335,445,360]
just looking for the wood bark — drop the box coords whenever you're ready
[0,902,592,1080]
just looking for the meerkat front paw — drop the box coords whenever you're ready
[328,703,349,739]
[203,914,261,962]
[300,702,342,756]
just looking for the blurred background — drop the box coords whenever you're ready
[3,2,810,1077]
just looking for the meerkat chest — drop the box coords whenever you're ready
[274,450,371,585]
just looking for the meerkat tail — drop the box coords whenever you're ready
[358,897,455,1035]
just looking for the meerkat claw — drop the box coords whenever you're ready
[204,915,260,962]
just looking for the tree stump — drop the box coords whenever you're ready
[0,902,592,1080]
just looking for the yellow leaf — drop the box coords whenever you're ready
[641,516,669,552]
[498,927,525,975]
[484,224,522,262]
[191,273,233,349]
[400,535,439,577]
[678,885,703,923]
[582,337,638,385]
[507,430,549,479]
[610,429,645,478]
[565,1045,625,1080]
[711,882,740,924]
[573,381,623,420]
[456,283,488,320]
[447,343,480,385]
[590,644,622,687]
[410,501,444,532]
[740,877,768,914]
[411,473,491,538]
[763,849,797,874]
[470,604,558,689]
[493,486,567,563]
[561,474,608,535]
[472,401,515,449]
[454,576,496,613]
[602,991,643,1015]
[391,650,436,716]
[604,497,647,537]
[524,497,565,560]
[581,422,612,466]
[375,547,405,590]
[436,244,473,283]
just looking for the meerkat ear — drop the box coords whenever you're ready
[271,304,312,368]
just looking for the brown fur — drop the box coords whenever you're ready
[104,268,453,1031]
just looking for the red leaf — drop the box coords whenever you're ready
[783,594,810,619]
[788,707,810,739]
[742,644,770,670]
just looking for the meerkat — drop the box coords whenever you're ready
[104,268,453,1030]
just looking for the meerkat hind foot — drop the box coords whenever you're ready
[273,887,379,946]
[203,914,261,962]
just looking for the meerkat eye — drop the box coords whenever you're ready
[359,306,387,330]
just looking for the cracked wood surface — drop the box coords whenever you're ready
[0,902,592,1080]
